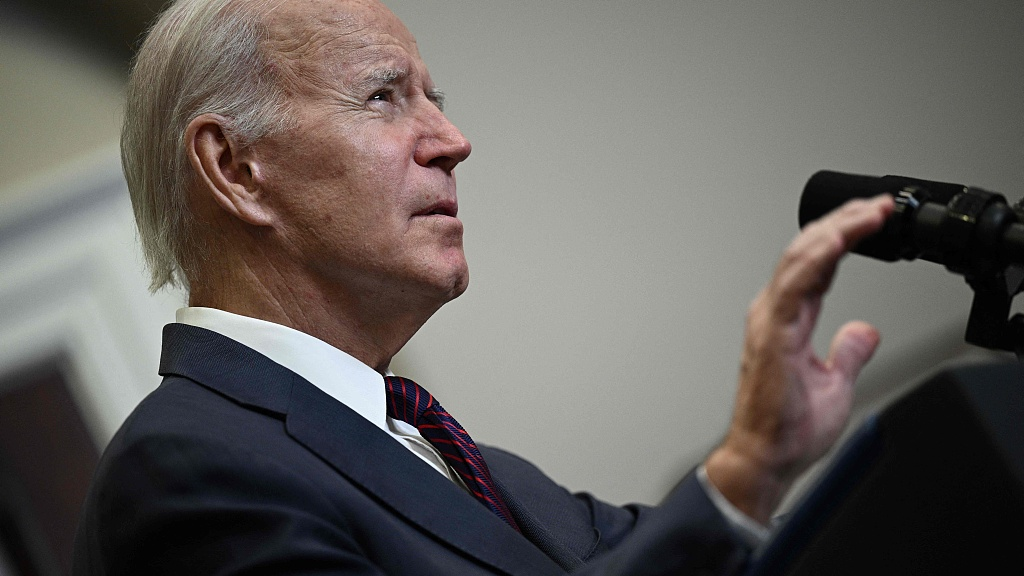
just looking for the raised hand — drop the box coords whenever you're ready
[706,194,895,525]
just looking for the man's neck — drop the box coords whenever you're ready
[187,271,435,374]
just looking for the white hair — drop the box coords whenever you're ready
[123,0,291,292]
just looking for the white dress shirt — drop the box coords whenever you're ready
[175,306,766,546]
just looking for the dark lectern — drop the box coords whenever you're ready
[745,361,1024,575]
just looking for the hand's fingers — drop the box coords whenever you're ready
[827,320,881,381]
[768,195,894,320]
[788,194,895,257]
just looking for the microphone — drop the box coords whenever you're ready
[799,170,1024,277]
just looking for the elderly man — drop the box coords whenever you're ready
[73,0,893,574]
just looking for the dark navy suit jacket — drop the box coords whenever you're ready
[73,323,750,575]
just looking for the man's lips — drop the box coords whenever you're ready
[414,199,459,218]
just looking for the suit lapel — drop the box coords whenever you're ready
[160,324,563,576]
[286,381,563,576]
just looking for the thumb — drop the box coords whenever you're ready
[827,320,881,381]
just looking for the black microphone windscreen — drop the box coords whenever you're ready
[799,171,893,228]
[799,170,967,229]
[799,170,969,262]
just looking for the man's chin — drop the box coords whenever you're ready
[403,249,468,306]
[450,271,469,300]
[440,266,469,303]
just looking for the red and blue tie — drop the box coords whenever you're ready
[384,376,520,532]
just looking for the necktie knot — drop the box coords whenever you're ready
[385,375,439,429]
[384,376,520,532]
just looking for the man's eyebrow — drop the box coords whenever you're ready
[353,66,408,93]
[370,67,405,84]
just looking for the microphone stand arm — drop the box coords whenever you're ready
[964,266,1024,360]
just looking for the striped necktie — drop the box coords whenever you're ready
[384,376,520,532]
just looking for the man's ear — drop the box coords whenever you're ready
[185,113,275,227]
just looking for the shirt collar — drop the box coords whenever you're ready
[175,307,390,434]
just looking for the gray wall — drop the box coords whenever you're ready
[2,1,1022,510]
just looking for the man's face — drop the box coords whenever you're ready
[252,0,472,312]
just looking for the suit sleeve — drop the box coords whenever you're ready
[581,474,753,575]
[482,447,753,575]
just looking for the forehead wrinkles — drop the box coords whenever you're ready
[263,8,359,89]
[262,1,416,96]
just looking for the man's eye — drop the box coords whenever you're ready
[369,90,393,103]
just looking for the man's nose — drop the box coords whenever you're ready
[415,104,472,173]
